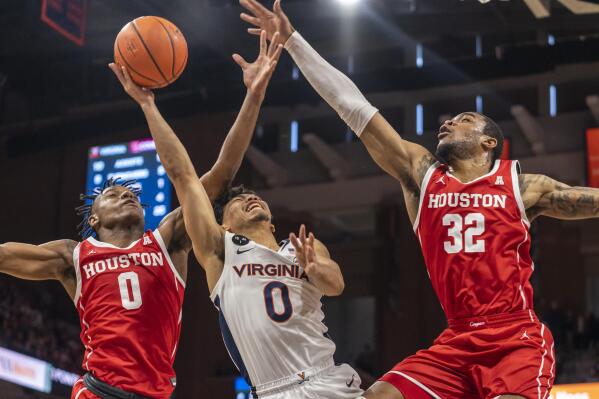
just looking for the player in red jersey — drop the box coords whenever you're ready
[239,2,599,398]
[0,36,281,399]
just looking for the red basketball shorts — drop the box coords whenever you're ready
[380,310,555,399]
[71,379,101,399]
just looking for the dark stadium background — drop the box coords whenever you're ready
[0,0,598,397]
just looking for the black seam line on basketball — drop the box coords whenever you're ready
[155,18,176,79]
[117,42,161,85]
[131,20,169,83]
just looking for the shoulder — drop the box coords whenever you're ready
[518,173,571,219]
[40,239,78,280]
[157,207,192,252]
[405,154,438,197]
[40,239,78,261]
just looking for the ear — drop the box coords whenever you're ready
[481,135,497,154]
[222,224,232,232]
[88,213,99,230]
[270,223,276,233]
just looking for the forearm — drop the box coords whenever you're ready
[306,259,345,296]
[285,32,378,135]
[141,102,197,186]
[177,181,224,264]
[201,92,263,200]
[541,186,599,219]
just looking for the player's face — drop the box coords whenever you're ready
[223,193,272,230]
[90,186,144,231]
[436,112,487,162]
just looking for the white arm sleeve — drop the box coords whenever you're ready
[285,31,379,136]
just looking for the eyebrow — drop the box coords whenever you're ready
[459,112,477,119]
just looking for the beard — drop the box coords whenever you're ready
[435,140,478,164]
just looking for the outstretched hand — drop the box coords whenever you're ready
[240,0,294,46]
[289,224,318,275]
[108,63,155,107]
[233,30,283,102]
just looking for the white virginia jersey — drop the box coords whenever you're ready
[210,232,337,389]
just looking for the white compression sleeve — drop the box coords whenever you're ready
[285,31,379,136]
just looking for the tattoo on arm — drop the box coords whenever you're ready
[520,174,599,220]
[406,154,437,197]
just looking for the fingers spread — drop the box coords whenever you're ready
[271,43,283,63]
[267,32,280,57]
[240,12,261,27]
[259,30,267,55]
[240,0,269,17]
[273,0,284,16]
[232,53,248,68]
[299,224,306,246]
[289,233,302,253]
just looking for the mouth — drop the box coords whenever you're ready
[123,200,138,207]
[245,201,263,213]
[437,126,451,140]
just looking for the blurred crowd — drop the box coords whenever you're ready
[0,281,598,384]
[0,284,82,373]
[539,300,599,383]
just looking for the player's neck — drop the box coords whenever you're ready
[96,225,145,248]
[448,155,495,183]
[237,225,279,251]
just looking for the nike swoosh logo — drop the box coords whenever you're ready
[237,248,254,255]
[346,374,355,388]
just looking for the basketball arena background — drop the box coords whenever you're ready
[0,0,599,397]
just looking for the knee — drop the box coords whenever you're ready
[362,385,405,399]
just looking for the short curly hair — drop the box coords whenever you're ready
[479,113,505,162]
[213,185,256,224]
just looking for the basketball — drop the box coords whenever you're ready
[114,16,188,89]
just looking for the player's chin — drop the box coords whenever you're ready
[122,207,144,221]
[247,210,270,223]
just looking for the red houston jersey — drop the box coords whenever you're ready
[73,230,185,399]
[414,160,533,321]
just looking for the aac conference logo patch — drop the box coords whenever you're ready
[232,235,250,246]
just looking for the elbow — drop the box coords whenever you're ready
[169,166,197,186]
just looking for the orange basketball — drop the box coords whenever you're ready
[114,16,188,89]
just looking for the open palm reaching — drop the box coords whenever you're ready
[233,30,284,102]
[289,224,319,275]
[240,0,295,45]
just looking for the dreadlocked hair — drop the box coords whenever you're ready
[75,177,145,239]
[213,184,256,225]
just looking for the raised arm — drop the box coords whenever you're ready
[289,225,344,296]
[239,0,436,191]
[520,174,599,221]
[109,63,226,290]
[201,31,283,200]
[0,240,77,298]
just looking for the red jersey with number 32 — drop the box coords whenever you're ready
[414,160,533,321]
[73,230,185,399]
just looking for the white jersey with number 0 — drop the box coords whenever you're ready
[209,232,337,389]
